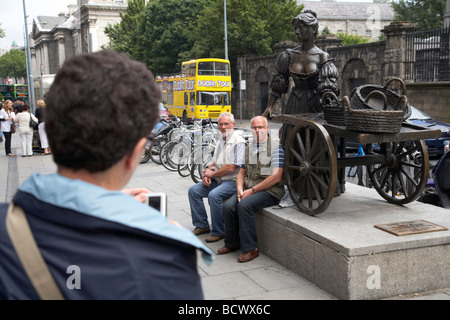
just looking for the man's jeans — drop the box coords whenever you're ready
[223,191,279,252]
[188,179,236,236]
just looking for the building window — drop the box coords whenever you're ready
[366,30,372,37]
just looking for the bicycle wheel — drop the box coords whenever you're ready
[149,137,167,165]
[141,147,151,164]
[178,148,194,177]
[191,146,214,183]
[160,141,188,171]
[190,164,202,183]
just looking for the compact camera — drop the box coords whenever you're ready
[145,193,167,217]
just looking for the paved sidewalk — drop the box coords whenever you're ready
[1,133,449,300]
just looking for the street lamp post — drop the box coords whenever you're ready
[224,0,228,61]
[22,0,36,112]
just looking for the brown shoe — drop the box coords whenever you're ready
[205,234,224,243]
[193,227,210,236]
[218,246,239,255]
[238,249,259,262]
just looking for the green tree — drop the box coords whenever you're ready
[391,0,446,29]
[104,0,146,56]
[182,0,302,60]
[337,33,370,46]
[108,0,303,74]
[135,0,208,74]
[0,49,27,83]
[321,26,331,36]
[0,23,5,38]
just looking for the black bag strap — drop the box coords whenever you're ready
[5,203,64,300]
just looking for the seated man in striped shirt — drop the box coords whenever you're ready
[219,116,285,262]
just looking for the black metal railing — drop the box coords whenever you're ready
[405,27,450,82]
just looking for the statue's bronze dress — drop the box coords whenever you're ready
[269,48,340,114]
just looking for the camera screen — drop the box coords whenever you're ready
[148,196,161,212]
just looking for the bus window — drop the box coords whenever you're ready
[198,61,230,76]
[0,85,14,100]
[182,64,188,78]
[184,92,189,106]
[190,92,195,106]
[168,81,174,105]
[189,63,196,77]
[214,62,229,76]
[0,84,28,101]
[198,62,213,75]
[197,92,230,105]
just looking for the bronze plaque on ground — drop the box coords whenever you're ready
[375,220,448,236]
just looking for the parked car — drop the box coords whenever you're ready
[404,106,450,157]
[343,106,450,157]
[158,103,170,120]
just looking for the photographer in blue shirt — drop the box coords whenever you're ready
[0,51,212,300]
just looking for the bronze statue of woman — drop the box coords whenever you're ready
[262,10,339,118]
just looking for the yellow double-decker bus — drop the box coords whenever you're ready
[156,58,231,123]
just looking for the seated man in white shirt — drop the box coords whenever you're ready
[189,112,245,243]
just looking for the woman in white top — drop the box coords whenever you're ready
[35,99,50,155]
[0,100,16,156]
[14,104,38,157]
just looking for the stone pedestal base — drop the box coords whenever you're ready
[256,183,450,300]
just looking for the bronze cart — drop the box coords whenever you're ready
[273,114,442,216]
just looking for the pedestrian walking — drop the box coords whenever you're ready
[0,100,16,156]
[14,104,38,157]
[35,99,51,155]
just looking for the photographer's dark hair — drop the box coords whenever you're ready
[45,50,160,172]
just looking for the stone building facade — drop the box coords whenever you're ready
[30,0,128,98]
[299,0,395,41]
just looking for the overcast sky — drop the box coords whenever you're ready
[0,0,375,51]
[0,0,74,50]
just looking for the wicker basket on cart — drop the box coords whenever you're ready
[321,91,345,126]
[350,77,411,121]
[343,90,408,133]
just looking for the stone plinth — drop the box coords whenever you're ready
[256,183,450,300]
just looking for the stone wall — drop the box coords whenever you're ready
[328,41,386,97]
[406,82,450,122]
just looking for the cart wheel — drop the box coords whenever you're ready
[285,120,338,216]
[367,140,429,205]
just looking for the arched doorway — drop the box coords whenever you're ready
[256,67,270,115]
[341,59,369,97]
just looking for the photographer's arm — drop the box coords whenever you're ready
[123,187,152,203]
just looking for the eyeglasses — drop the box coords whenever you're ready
[251,125,268,130]
[145,133,155,148]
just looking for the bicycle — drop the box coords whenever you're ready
[160,118,218,174]
[141,114,183,164]
[177,119,218,178]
